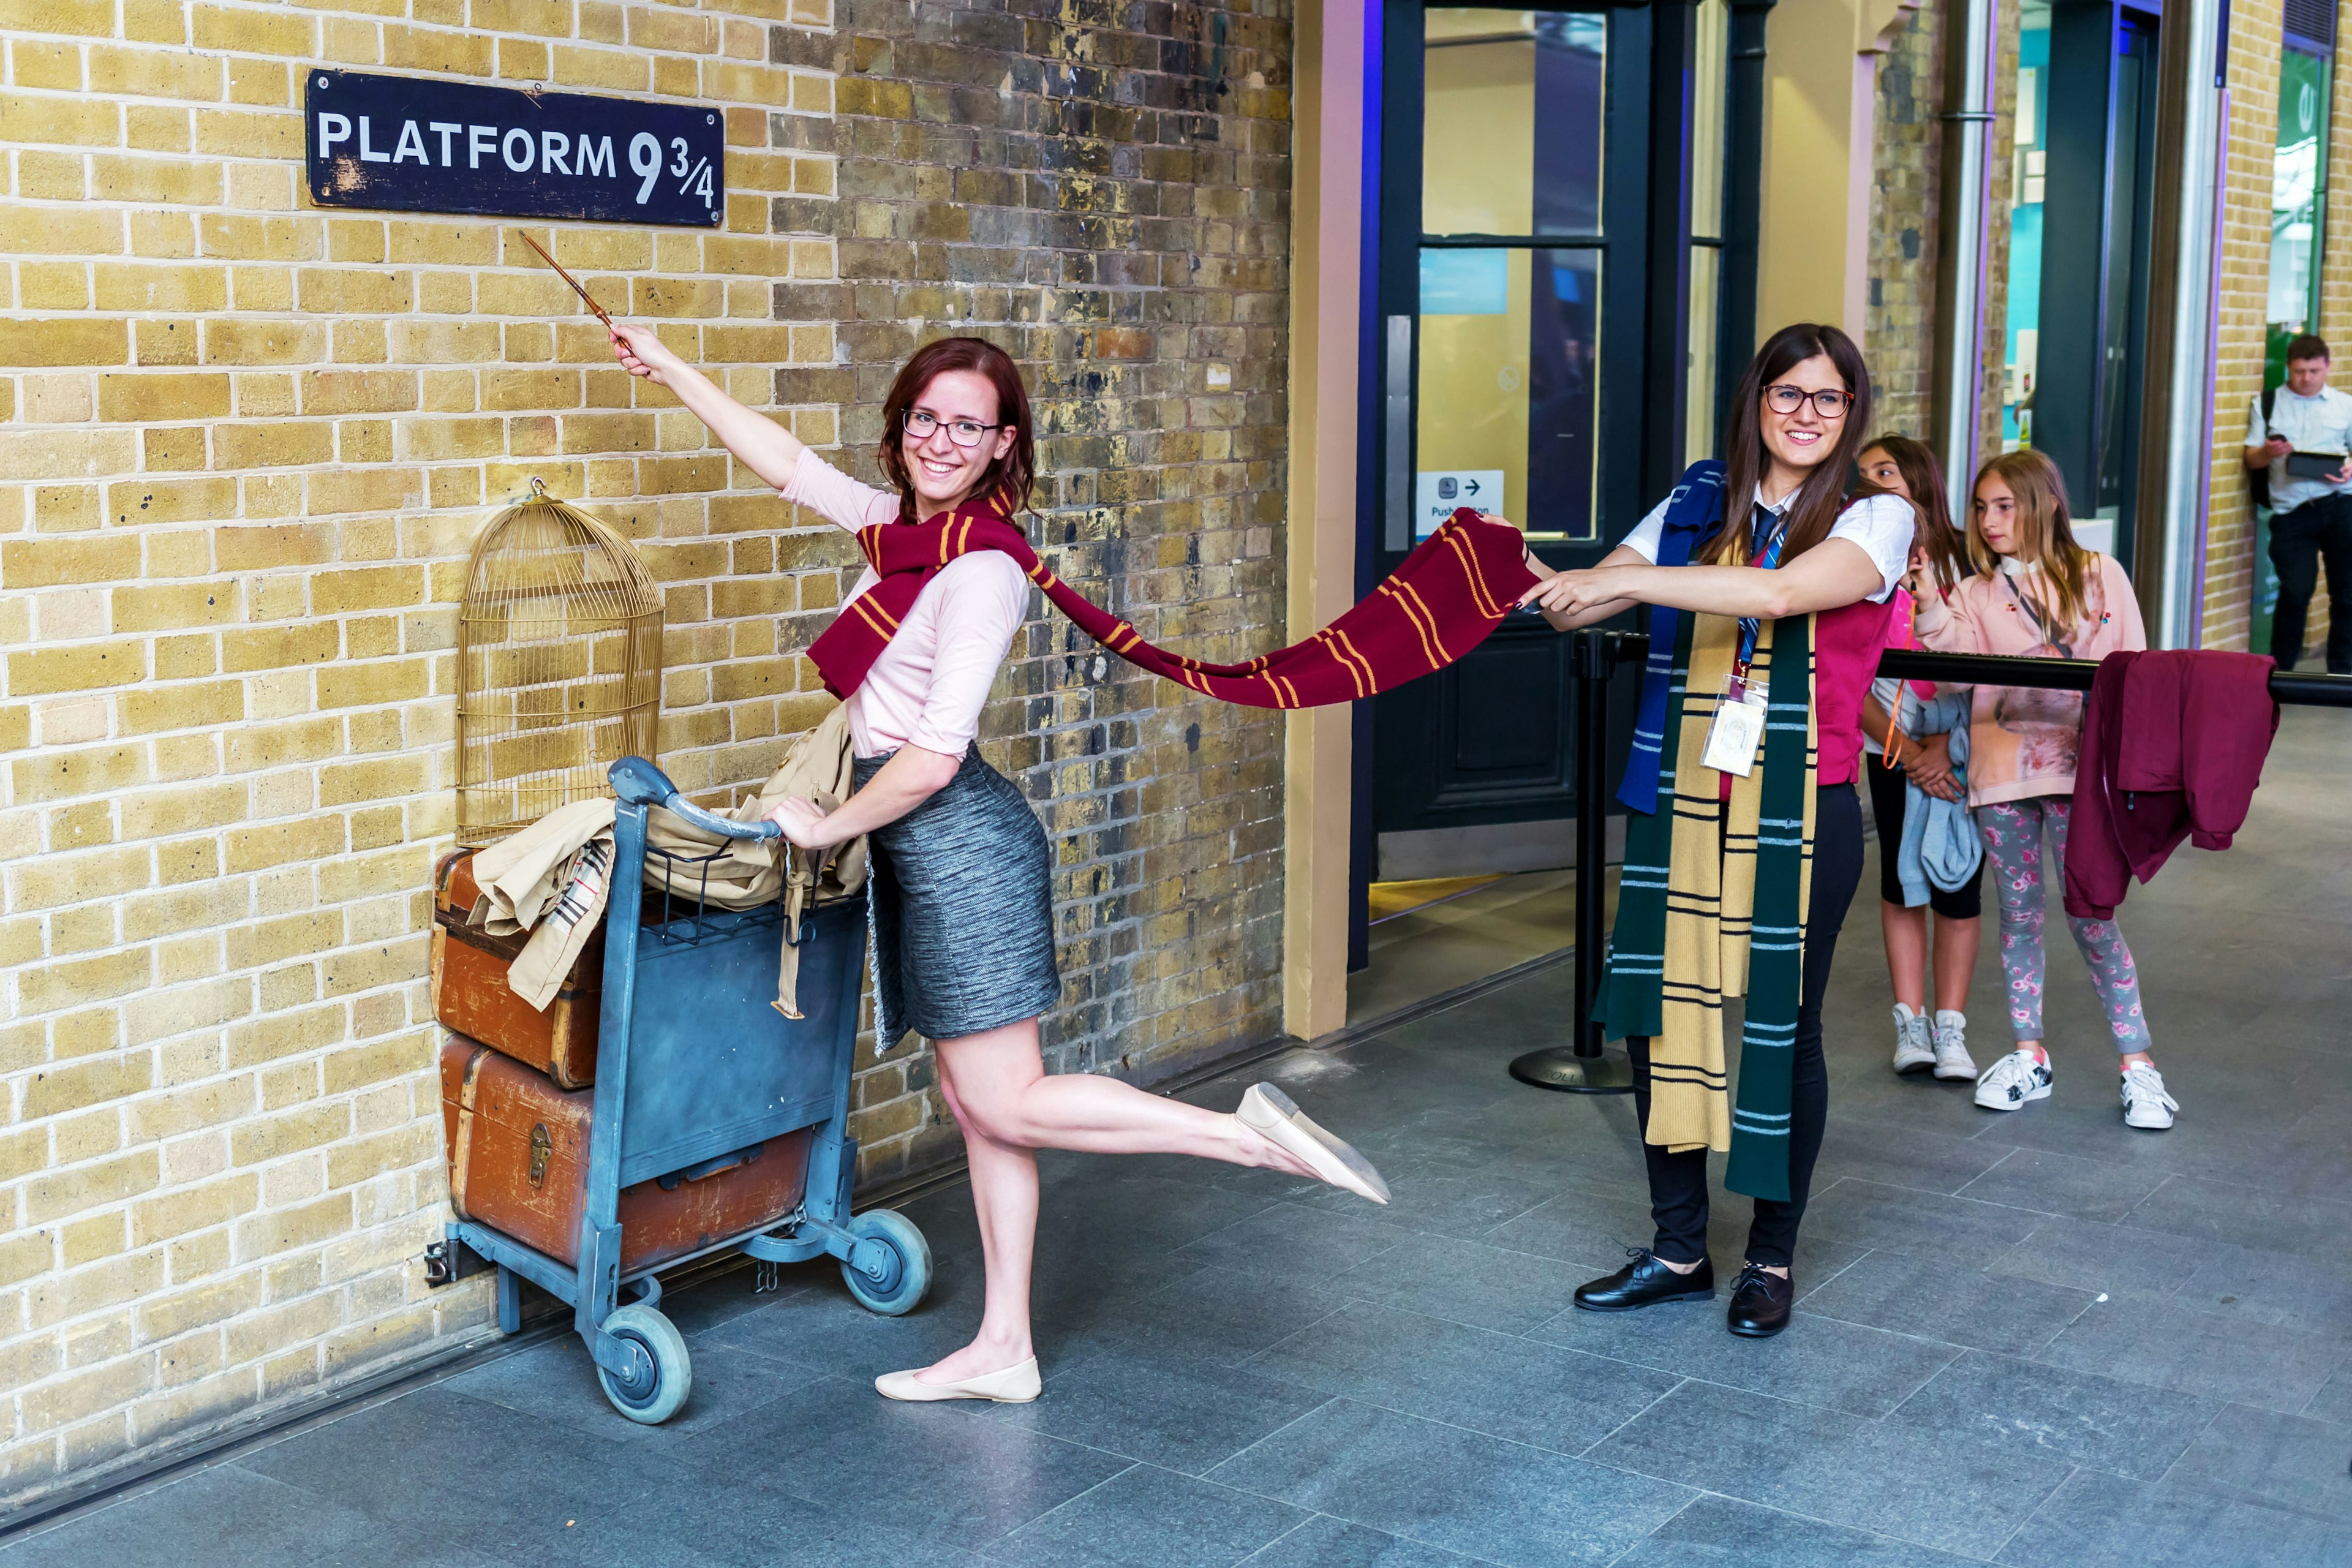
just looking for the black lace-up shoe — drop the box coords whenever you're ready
[1726,1262,1794,1337]
[1574,1246,1716,1312]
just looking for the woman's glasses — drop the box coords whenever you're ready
[903,409,1004,448]
[1763,384,1853,418]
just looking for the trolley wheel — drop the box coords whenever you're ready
[840,1208,932,1317]
[595,1304,691,1425]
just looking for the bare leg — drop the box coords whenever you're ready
[1880,901,1928,1012]
[1930,913,1981,1016]
[916,1016,1325,1383]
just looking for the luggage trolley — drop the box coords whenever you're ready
[428,757,932,1422]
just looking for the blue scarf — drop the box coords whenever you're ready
[1618,461,1727,814]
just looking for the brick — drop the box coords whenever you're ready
[24,1147,160,1226]
[190,4,316,56]
[0,89,119,147]
[301,370,419,416]
[134,1273,262,1345]
[8,641,147,696]
[2,535,143,589]
[96,374,232,423]
[225,815,345,875]
[0,318,130,368]
[222,624,340,674]
[9,845,151,911]
[105,477,237,527]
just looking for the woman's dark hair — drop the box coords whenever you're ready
[1699,322,1877,566]
[1860,432,1964,592]
[876,336,1036,525]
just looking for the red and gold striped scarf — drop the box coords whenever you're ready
[807,490,1542,709]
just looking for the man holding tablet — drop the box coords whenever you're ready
[2246,333,2352,674]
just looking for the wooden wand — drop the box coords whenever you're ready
[517,231,613,329]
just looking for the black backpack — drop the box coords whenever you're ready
[2250,385,2280,510]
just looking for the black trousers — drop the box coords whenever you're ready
[2268,492,2352,674]
[1627,782,1864,1270]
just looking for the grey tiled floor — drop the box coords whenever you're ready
[8,709,2352,1566]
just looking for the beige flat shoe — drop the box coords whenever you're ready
[1238,1083,1391,1205]
[874,1356,1041,1404]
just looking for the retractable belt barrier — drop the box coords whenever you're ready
[1509,632,2352,1096]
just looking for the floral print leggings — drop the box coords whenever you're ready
[1975,797,2153,1053]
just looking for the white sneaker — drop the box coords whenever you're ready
[1891,1004,1936,1074]
[1975,1048,2052,1112]
[2120,1063,2178,1130]
[1931,1010,1978,1080]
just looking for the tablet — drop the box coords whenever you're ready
[2283,450,2347,480]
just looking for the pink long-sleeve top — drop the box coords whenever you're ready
[778,448,1030,760]
[1912,551,2147,807]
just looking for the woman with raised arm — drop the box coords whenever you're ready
[1518,323,1914,1338]
[608,325,1390,1404]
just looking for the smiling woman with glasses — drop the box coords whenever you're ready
[603,325,1388,1409]
[1501,322,1918,1341]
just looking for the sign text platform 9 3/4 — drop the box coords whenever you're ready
[305,70,725,228]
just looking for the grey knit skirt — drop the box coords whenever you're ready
[856,748,1060,1050]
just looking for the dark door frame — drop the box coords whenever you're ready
[1346,0,1769,970]
[2035,0,2162,567]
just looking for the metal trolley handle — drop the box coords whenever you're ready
[608,757,783,843]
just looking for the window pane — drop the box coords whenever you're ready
[1423,9,1606,236]
[1692,0,1730,241]
[2002,0,2050,451]
[1415,248,1600,541]
[2270,48,2327,331]
[1687,245,1722,466]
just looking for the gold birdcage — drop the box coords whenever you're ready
[456,478,663,846]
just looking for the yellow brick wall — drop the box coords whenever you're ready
[0,0,843,1504]
[2204,0,2285,649]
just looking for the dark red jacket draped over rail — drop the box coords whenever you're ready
[807,489,1543,709]
[2065,649,2280,920]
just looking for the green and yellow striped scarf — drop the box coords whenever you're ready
[1593,608,1817,1201]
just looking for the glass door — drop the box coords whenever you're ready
[1413,9,1607,545]
[1364,0,1713,879]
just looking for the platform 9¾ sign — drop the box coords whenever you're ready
[304,70,725,227]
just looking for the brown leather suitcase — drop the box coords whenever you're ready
[431,848,606,1088]
[439,1034,810,1273]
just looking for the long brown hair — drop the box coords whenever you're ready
[876,336,1036,525]
[1967,449,2094,635]
[1861,432,1965,592]
[1699,322,1877,565]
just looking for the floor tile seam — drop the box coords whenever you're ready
[2021,1319,2352,1406]
[2145,1397,2251,1494]
[1229,1512,1331,1566]
[1689,1484,2016,1565]
[1979,1458,2079,1564]
[1593,1488,1713,1568]
[1815,1170,2076,1222]
[1950,1143,2027,1202]
[1569,1441,2010,1561]
[2147,1463,2352,1533]
[1790,1245,1870,1300]
[1572,1376,1692,1462]
[968,1455,1153,1559]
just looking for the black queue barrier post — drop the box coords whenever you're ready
[1512,641,2352,1100]
[1509,627,1645,1095]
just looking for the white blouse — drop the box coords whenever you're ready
[778,449,1030,760]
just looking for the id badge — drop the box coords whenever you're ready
[1700,673,1770,777]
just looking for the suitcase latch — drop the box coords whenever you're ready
[528,1123,551,1188]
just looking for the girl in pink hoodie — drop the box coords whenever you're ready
[1913,451,2175,1132]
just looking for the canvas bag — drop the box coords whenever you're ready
[642,701,869,1018]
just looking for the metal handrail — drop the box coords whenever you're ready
[1512,631,2352,1095]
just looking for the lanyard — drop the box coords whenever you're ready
[1734,505,1790,675]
